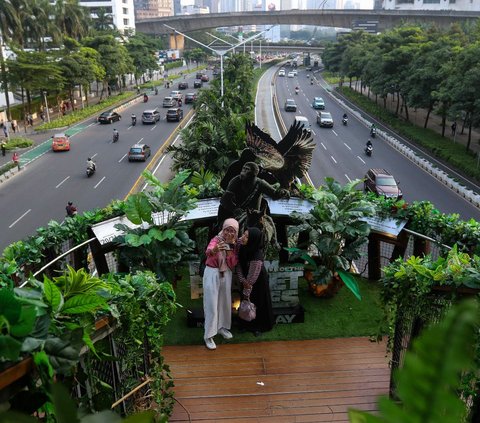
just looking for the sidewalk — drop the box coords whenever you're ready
[351,85,480,159]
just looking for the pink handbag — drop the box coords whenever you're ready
[238,299,256,322]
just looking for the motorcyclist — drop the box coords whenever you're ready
[295,86,299,95]
[65,201,77,217]
[87,157,96,171]
[177,98,182,107]
[143,93,148,102]
[113,128,119,142]
[310,79,314,85]
[131,114,136,125]
[343,113,348,120]
[366,139,373,149]
[154,87,158,95]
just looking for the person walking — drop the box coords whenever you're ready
[1,141,6,156]
[202,218,243,350]
[451,121,457,136]
[11,119,17,133]
[236,227,275,336]
[12,151,20,169]
[3,123,9,138]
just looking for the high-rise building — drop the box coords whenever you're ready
[382,0,480,11]
[49,0,136,33]
[134,0,173,19]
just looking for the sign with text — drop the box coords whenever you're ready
[91,216,142,246]
[183,198,220,221]
[267,197,314,216]
[362,216,408,237]
[265,260,303,308]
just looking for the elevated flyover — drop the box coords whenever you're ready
[136,9,480,35]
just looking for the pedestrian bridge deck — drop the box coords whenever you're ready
[163,337,390,422]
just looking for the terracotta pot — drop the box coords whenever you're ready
[308,274,343,298]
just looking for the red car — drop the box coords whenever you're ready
[201,74,209,82]
[52,133,70,151]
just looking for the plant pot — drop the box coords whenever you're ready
[305,271,343,298]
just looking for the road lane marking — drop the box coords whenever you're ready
[151,125,156,131]
[344,143,351,150]
[332,130,338,136]
[91,153,98,159]
[345,174,351,182]
[118,153,127,163]
[9,209,31,228]
[94,177,106,189]
[87,123,96,128]
[55,176,70,188]
[138,137,144,143]
[331,155,337,164]
[311,130,316,136]
[320,142,327,150]
[357,156,366,164]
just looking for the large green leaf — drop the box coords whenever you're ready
[10,306,37,337]
[62,295,107,314]
[43,277,63,312]
[337,270,362,301]
[0,411,38,423]
[50,383,80,423]
[124,193,152,224]
[0,289,21,324]
[122,412,157,423]
[43,336,81,375]
[0,335,23,361]
[81,411,122,423]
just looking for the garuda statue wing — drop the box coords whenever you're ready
[245,121,315,189]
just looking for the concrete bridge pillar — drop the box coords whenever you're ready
[169,33,185,51]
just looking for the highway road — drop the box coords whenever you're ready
[0,74,202,251]
[274,65,480,222]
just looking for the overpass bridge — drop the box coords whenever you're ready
[137,9,480,36]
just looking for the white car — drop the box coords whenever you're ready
[317,111,334,128]
[170,90,182,101]
[287,71,295,78]
[292,69,298,76]
[294,116,311,133]
[278,69,286,77]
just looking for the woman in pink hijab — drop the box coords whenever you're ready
[203,218,244,350]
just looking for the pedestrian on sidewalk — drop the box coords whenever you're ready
[3,124,8,138]
[12,152,20,170]
[1,141,6,156]
[451,121,457,136]
[11,119,17,133]
[27,114,33,126]
[40,111,45,123]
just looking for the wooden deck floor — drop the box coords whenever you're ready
[163,337,390,422]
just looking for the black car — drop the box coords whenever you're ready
[98,111,121,124]
[166,108,184,122]
[193,79,203,88]
[178,81,189,90]
[185,92,197,104]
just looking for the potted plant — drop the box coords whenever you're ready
[287,178,375,300]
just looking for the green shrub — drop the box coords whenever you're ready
[164,60,183,70]
[37,92,136,131]
[0,161,16,176]
[5,137,34,149]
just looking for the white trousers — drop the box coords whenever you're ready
[203,266,232,340]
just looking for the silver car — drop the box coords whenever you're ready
[317,111,334,128]
[163,97,175,108]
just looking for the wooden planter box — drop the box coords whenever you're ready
[0,357,33,392]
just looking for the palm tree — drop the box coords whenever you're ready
[93,7,115,33]
[54,0,90,40]
[0,0,23,118]
[20,0,56,50]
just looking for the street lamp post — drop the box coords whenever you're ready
[164,24,274,100]
[43,91,50,123]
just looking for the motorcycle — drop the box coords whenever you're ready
[310,79,314,85]
[113,132,119,143]
[365,145,373,157]
[370,127,377,138]
[295,88,299,95]
[86,164,95,177]
[342,117,348,126]
[131,116,137,126]
[143,94,148,103]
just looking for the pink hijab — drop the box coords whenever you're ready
[217,218,239,273]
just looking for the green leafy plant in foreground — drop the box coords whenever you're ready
[287,178,376,300]
[349,300,479,423]
[0,383,164,423]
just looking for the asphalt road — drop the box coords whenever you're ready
[0,75,203,251]
[274,66,480,222]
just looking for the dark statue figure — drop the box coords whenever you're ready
[217,122,315,251]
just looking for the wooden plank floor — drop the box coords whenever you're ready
[163,337,390,422]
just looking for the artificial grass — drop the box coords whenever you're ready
[163,271,385,346]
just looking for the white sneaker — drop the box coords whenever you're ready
[218,328,233,340]
[205,337,216,350]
